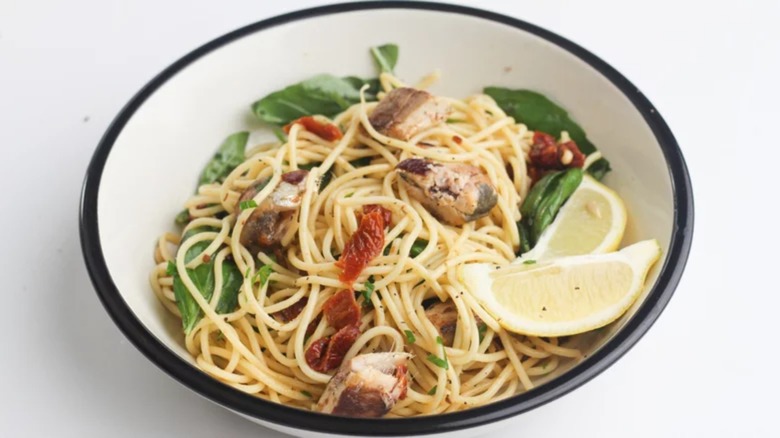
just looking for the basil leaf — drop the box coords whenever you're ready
[483,87,610,179]
[252,74,366,125]
[215,260,242,314]
[199,131,249,186]
[370,44,399,74]
[342,76,381,100]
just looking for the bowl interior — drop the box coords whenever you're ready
[95,5,674,423]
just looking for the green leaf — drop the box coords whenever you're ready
[172,260,215,334]
[215,261,242,314]
[370,44,399,74]
[404,330,416,344]
[253,264,273,286]
[427,385,437,395]
[301,390,312,398]
[477,323,487,344]
[362,278,376,303]
[239,199,257,210]
[410,239,428,258]
[349,156,373,168]
[426,335,449,369]
[271,125,288,143]
[166,261,177,276]
[342,76,381,100]
[523,259,537,265]
[252,74,366,125]
[199,131,249,186]
[426,353,448,370]
[587,157,612,181]
[174,209,190,226]
[483,87,611,178]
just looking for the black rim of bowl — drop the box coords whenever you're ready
[79,1,694,435]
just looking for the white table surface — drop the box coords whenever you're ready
[2,0,778,436]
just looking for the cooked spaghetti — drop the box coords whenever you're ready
[150,72,588,417]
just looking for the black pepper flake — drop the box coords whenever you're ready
[542,306,547,311]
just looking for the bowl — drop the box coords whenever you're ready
[79,2,693,436]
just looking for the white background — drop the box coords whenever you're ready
[1,0,778,437]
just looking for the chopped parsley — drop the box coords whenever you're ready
[427,336,449,369]
[477,322,487,343]
[362,277,376,303]
[300,390,312,398]
[427,385,438,395]
[253,264,273,286]
[239,199,257,210]
[523,259,537,265]
[404,330,416,344]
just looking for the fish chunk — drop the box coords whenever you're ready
[425,301,458,346]
[396,158,498,225]
[238,170,308,251]
[369,88,451,140]
[316,352,410,417]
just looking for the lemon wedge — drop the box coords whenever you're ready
[461,240,662,337]
[520,175,627,262]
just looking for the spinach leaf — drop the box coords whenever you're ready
[175,209,190,226]
[199,131,249,186]
[215,260,242,314]
[410,239,428,258]
[586,157,612,181]
[172,229,243,333]
[172,256,215,334]
[516,168,583,254]
[483,87,610,179]
[252,74,366,125]
[298,161,333,190]
[349,156,372,168]
[370,44,399,74]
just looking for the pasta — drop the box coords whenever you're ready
[150,72,586,417]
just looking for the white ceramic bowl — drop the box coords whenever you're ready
[80,2,693,437]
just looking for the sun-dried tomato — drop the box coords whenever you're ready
[336,210,387,285]
[529,131,585,170]
[363,204,392,227]
[274,297,308,323]
[305,325,361,372]
[284,116,343,141]
[323,290,361,330]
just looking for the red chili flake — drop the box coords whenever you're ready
[452,135,463,145]
[322,290,361,330]
[202,254,211,263]
[363,204,392,227]
[305,325,361,372]
[284,116,343,141]
[274,297,308,323]
[394,364,409,400]
[336,211,387,285]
